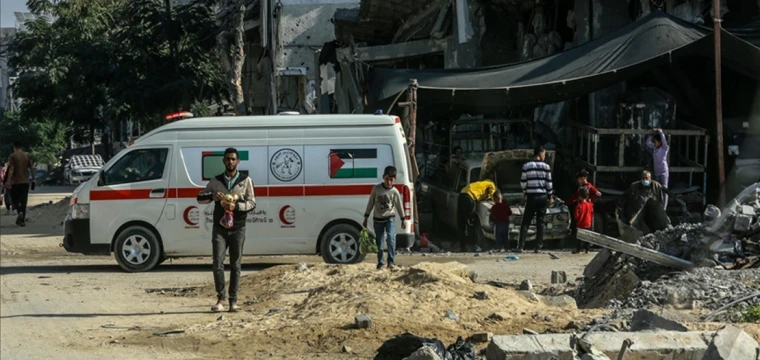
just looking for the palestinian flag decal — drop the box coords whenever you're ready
[329,149,378,178]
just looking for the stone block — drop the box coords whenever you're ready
[583,249,611,279]
[740,205,756,216]
[519,280,533,291]
[551,270,567,284]
[734,214,753,232]
[703,325,760,360]
[486,331,710,360]
[403,346,442,360]
[583,267,641,308]
[471,332,493,343]
[354,314,372,329]
[629,309,689,332]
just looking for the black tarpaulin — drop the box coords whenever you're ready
[366,11,760,113]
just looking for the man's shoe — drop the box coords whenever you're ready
[534,249,542,254]
[211,301,225,312]
[229,302,241,312]
[376,263,384,270]
[572,250,580,254]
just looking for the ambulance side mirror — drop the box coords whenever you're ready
[97,170,105,186]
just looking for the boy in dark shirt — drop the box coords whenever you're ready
[489,192,512,252]
[573,188,594,254]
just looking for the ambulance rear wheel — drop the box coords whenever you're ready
[321,224,366,264]
[114,225,163,272]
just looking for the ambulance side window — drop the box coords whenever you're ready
[104,148,169,185]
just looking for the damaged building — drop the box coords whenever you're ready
[319,0,760,210]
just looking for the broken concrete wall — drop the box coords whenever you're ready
[277,0,360,112]
[445,0,484,68]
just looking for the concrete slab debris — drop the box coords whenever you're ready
[576,229,695,270]
[402,346,442,360]
[355,314,372,329]
[519,280,533,291]
[471,332,493,343]
[741,205,757,216]
[703,325,760,360]
[583,249,611,279]
[486,331,711,360]
[629,309,689,332]
[734,214,753,232]
[551,270,567,284]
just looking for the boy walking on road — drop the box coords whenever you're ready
[489,192,512,252]
[363,166,407,270]
[573,187,594,254]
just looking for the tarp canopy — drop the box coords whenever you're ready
[366,11,760,114]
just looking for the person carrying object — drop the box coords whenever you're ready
[518,146,554,253]
[573,187,594,254]
[646,128,670,209]
[489,192,512,252]
[458,177,497,252]
[196,148,256,313]
[363,166,407,270]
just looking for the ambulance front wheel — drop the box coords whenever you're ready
[320,223,366,264]
[114,225,163,272]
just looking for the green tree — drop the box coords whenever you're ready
[0,110,67,165]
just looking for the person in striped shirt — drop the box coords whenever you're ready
[518,146,554,253]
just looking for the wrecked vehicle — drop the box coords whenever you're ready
[427,149,571,247]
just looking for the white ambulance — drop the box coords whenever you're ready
[62,114,416,272]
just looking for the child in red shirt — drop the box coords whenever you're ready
[489,192,512,252]
[573,188,594,253]
[569,170,601,254]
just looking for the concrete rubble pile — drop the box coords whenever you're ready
[576,183,760,313]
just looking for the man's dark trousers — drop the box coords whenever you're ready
[10,183,30,222]
[457,193,476,251]
[211,226,246,303]
[518,194,548,250]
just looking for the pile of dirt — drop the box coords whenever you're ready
[145,262,598,358]
[25,197,70,226]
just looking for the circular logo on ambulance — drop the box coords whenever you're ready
[183,206,200,226]
[270,148,302,182]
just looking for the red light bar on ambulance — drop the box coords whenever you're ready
[165,111,194,121]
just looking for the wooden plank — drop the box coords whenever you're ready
[576,229,695,271]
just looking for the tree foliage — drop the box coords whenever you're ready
[0,110,67,165]
[6,0,227,157]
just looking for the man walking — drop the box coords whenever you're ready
[4,142,34,226]
[518,146,554,253]
[646,128,669,209]
[197,148,256,312]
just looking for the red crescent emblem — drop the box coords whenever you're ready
[279,205,294,225]
[183,206,199,226]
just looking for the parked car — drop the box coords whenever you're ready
[424,149,571,248]
[64,155,104,185]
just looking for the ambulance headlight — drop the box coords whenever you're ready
[71,204,90,219]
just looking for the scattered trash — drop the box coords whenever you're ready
[445,311,459,322]
[503,255,519,261]
[473,291,488,300]
[376,333,476,360]
[342,344,352,353]
[38,276,51,279]
[297,263,309,271]
[153,329,185,337]
[355,314,372,329]
[523,328,539,335]
[548,253,559,260]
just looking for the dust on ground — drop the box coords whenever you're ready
[129,261,601,358]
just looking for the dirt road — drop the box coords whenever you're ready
[1,190,597,359]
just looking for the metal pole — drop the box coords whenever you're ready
[407,79,420,237]
[713,0,726,207]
